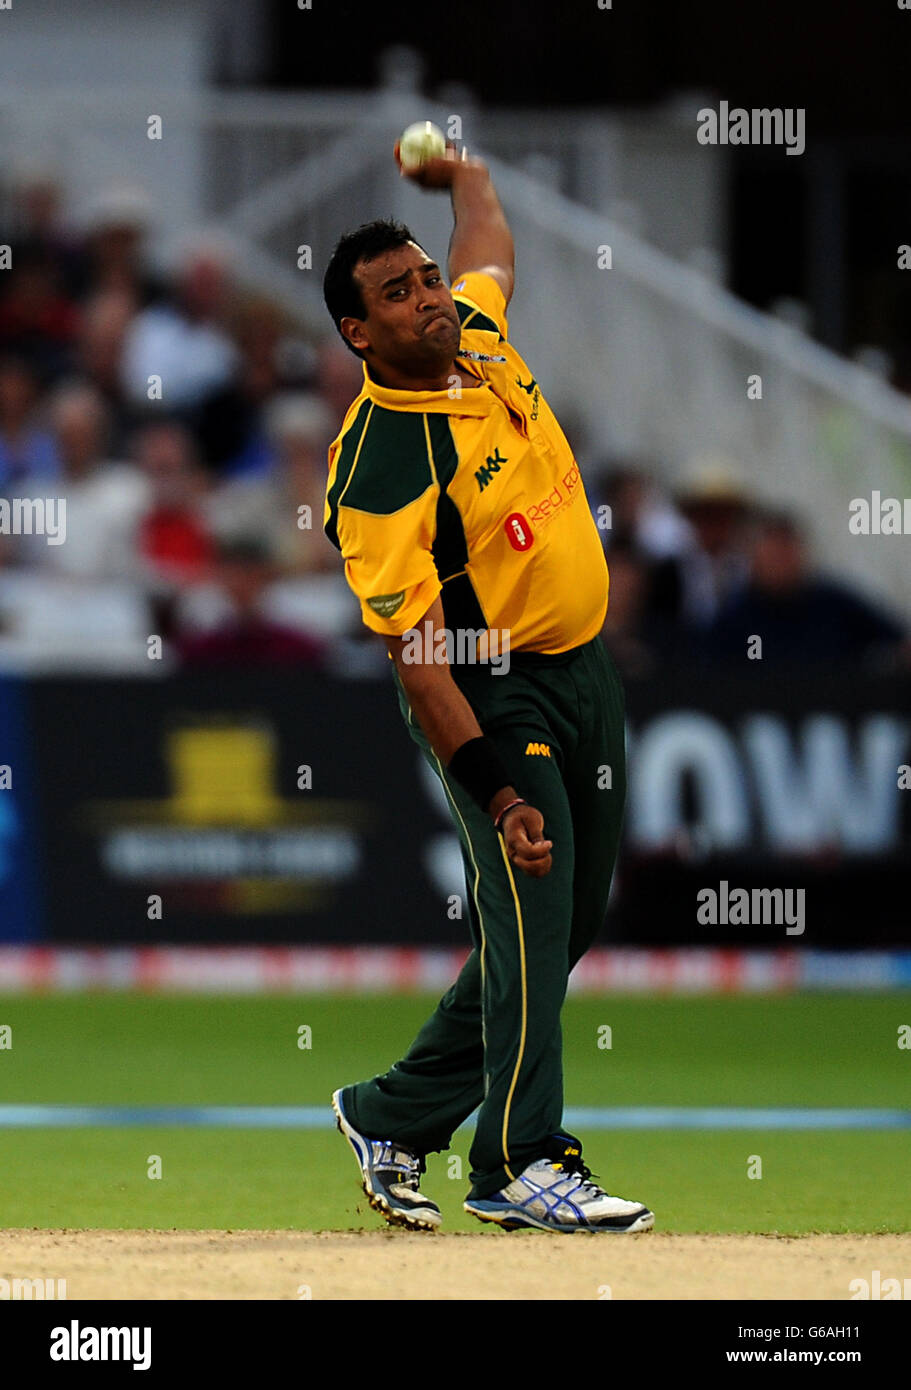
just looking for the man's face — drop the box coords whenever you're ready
[751,526,806,593]
[343,242,462,376]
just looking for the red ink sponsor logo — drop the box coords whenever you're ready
[505,512,534,551]
[525,465,582,526]
[562,463,580,493]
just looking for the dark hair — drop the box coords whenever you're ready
[323,219,420,358]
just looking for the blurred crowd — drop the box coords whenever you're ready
[0,171,371,673]
[596,464,909,677]
[0,170,907,678]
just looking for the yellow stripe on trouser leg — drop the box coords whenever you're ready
[342,640,626,1199]
[429,746,489,1061]
[496,834,528,1181]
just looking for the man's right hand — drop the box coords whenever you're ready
[498,802,553,878]
[393,139,483,189]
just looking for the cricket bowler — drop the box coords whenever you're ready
[321,134,654,1234]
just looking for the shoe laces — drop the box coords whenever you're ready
[550,1147,608,1199]
[375,1141,426,1189]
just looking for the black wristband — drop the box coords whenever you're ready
[446,736,512,813]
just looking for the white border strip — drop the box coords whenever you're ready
[0,1105,906,1130]
[0,947,909,994]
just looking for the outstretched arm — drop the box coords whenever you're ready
[448,161,514,306]
[393,140,515,306]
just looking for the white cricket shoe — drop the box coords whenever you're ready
[464,1132,654,1233]
[332,1088,442,1231]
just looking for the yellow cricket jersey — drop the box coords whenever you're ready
[323,270,608,655]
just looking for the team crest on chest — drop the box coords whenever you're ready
[515,374,540,421]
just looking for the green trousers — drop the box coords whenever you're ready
[343,634,627,1198]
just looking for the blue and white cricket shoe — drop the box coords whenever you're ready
[464,1133,654,1233]
[331,1088,442,1231]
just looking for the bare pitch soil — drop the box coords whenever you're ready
[2,1230,909,1300]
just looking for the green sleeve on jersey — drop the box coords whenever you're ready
[325,403,435,551]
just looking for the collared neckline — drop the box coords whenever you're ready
[360,360,495,415]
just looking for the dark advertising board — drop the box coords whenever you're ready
[2,664,908,947]
[616,666,911,947]
[0,677,44,941]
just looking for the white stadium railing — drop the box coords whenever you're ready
[0,78,908,619]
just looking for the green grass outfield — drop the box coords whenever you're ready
[0,993,908,1233]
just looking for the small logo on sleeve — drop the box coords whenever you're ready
[367,592,405,618]
[515,374,540,420]
[524,741,551,757]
